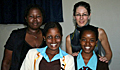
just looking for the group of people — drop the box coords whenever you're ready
[1,1,112,70]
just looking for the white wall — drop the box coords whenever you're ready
[0,0,120,69]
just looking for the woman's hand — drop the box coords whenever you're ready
[98,55,108,63]
[71,52,79,56]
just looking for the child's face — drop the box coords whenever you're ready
[80,30,97,54]
[45,27,62,51]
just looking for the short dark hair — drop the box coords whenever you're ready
[43,22,63,37]
[24,4,46,25]
[73,1,91,16]
[79,25,98,41]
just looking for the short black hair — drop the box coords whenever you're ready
[79,25,98,41]
[43,22,63,37]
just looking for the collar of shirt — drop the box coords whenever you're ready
[37,46,68,62]
[77,50,98,70]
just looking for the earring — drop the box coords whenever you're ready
[44,39,46,41]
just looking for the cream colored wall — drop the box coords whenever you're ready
[0,0,120,69]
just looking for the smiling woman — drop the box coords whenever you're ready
[66,1,112,69]
[20,22,75,70]
[1,4,46,70]
[77,25,109,70]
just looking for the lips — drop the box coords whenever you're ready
[85,46,90,50]
[79,21,84,23]
[51,44,57,47]
[32,22,38,26]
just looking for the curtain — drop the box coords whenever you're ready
[0,0,63,24]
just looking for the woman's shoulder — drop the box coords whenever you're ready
[12,27,27,33]
[10,27,27,36]
[63,54,74,63]
[65,53,74,59]
[98,28,106,37]
[66,35,70,40]
[89,25,106,36]
[59,48,73,59]
[97,59,109,70]
[98,28,105,33]
[9,28,27,38]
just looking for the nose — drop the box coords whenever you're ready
[86,40,90,46]
[33,16,37,20]
[52,38,56,43]
[80,15,83,20]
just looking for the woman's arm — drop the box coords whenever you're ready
[66,35,79,56]
[98,28,112,63]
[1,49,12,70]
[66,35,72,54]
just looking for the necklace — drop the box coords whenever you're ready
[27,29,40,39]
[33,35,37,38]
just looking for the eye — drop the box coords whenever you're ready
[82,14,88,16]
[37,15,41,17]
[75,14,80,16]
[90,39,95,42]
[55,35,61,39]
[75,13,88,17]
[81,38,86,41]
[47,36,52,39]
[29,16,33,17]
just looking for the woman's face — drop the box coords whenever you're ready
[25,8,43,29]
[45,27,62,51]
[80,30,97,54]
[74,6,91,27]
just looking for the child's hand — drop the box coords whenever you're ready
[72,52,79,56]
[98,55,108,63]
